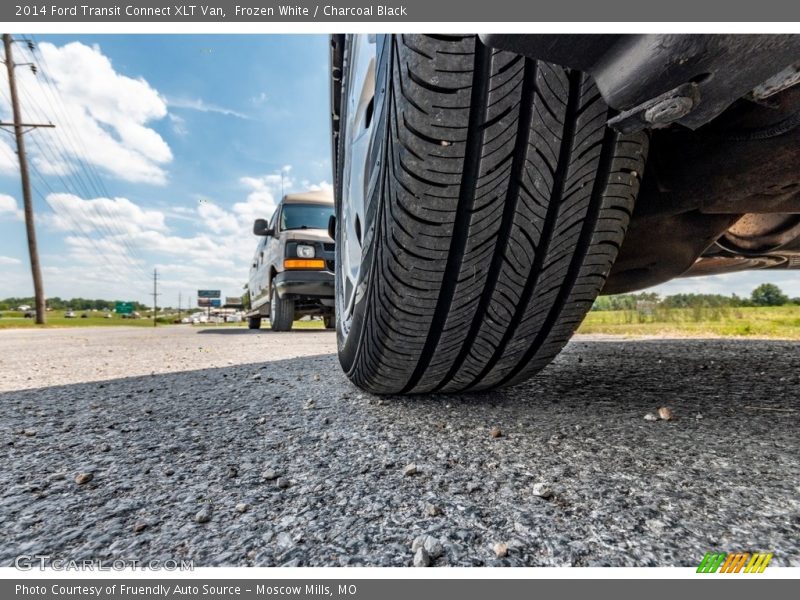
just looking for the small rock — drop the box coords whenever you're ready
[313,374,320,381]
[658,407,674,421]
[696,413,704,420]
[276,532,294,550]
[424,502,441,517]
[235,502,250,513]
[322,416,331,425]
[74,472,93,485]
[227,466,238,478]
[493,542,509,558]
[413,547,431,567]
[251,373,262,380]
[195,508,212,524]
[489,426,502,438]
[276,477,290,489]
[257,416,266,424]
[99,443,111,452]
[423,536,443,559]
[163,467,175,476]
[262,469,278,480]
[643,413,659,422]
[133,521,147,533]
[532,482,552,499]
[22,429,36,437]
[403,463,417,477]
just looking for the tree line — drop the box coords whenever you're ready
[0,297,150,312]
[592,283,798,311]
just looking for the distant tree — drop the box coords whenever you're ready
[750,283,789,307]
[592,292,661,311]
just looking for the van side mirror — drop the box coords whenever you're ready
[253,218,274,236]
[328,214,336,241]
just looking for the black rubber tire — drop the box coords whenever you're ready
[247,316,261,330]
[269,283,294,332]
[323,315,335,329]
[335,34,648,394]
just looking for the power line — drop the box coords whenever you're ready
[5,39,154,286]
[10,55,153,282]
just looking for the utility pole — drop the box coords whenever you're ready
[151,268,160,328]
[178,291,182,321]
[2,34,55,325]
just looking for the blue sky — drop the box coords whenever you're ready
[0,34,332,306]
[0,34,797,305]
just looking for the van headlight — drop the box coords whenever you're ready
[296,244,316,258]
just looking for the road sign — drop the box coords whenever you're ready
[115,302,134,315]
[198,298,222,308]
[225,296,244,307]
[197,289,221,299]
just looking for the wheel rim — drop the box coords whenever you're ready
[338,34,376,338]
[270,285,276,323]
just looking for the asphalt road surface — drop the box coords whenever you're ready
[1,326,798,567]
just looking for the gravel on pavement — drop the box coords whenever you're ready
[1,326,798,567]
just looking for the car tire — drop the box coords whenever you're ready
[269,283,294,332]
[335,34,648,394]
[248,316,261,330]
[323,314,335,329]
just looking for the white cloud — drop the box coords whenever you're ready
[0,255,21,265]
[1,41,172,185]
[0,194,24,221]
[44,193,168,235]
[649,270,800,298]
[167,96,249,120]
[0,138,18,175]
[168,113,188,136]
[2,168,331,304]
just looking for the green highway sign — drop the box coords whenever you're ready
[115,302,134,315]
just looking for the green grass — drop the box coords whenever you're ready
[0,310,327,330]
[0,310,164,328]
[578,305,800,339]
[6,306,795,337]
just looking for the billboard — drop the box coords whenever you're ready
[197,289,221,299]
[198,298,222,308]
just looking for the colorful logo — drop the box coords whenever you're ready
[697,552,773,573]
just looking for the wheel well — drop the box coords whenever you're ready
[330,34,345,196]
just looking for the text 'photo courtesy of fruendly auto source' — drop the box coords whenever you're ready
[0,0,799,595]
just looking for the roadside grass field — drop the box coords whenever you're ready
[578,305,800,339]
[0,310,159,329]
[3,308,796,337]
[0,310,326,330]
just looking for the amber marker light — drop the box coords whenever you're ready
[284,258,326,269]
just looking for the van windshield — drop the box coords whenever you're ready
[280,203,334,231]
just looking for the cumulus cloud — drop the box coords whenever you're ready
[9,168,331,303]
[0,138,18,175]
[1,41,172,185]
[44,193,168,235]
[0,194,24,221]
[0,255,21,265]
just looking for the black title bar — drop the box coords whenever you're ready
[5,0,800,22]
